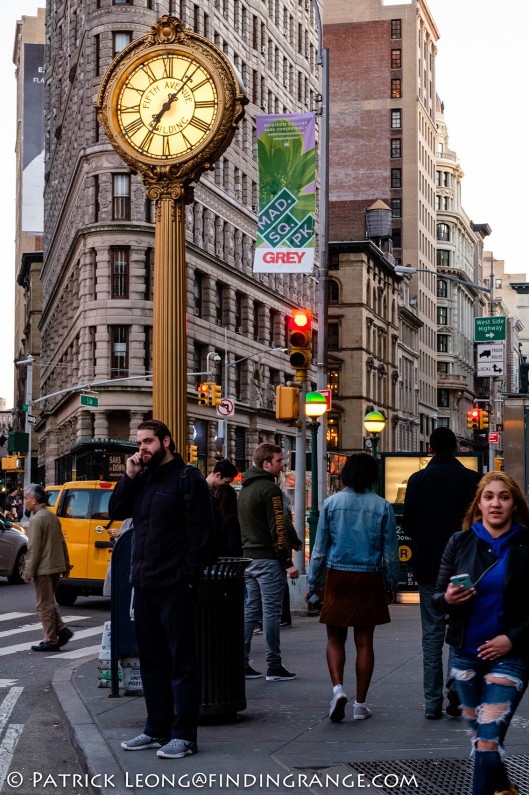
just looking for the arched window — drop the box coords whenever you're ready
[436,222,450,241]
[328,278,340,304]
[437,279,448,298]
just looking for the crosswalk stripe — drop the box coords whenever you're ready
[0,613,32,623]
[0,724,24,793]
[52,644,101,660]
[0,616,89,639]
[0,688,23,734]
[0,626,103,657]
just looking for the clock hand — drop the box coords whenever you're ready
[151,92,178,127]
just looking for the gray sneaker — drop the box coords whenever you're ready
[157,739,198,759]
[121,733,166,751]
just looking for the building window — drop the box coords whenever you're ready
[144,326,152,376]
[113,0,132,4]
[436,222,450,241]
[437,279,448,298]
[110,326,129,378]
[145,248,154,301]
[112,173,131,220]
[111,248,129,298]
[390,19,401,39]
[437,250,450,269]
[392,228,401,248]
[437,417,450,428]
[235,292,243,331]
[391,168,401,188]
[328,279,340,304]
[391,139,402,158]
[328,322,339,350]
[329,251,340,270]
[327,367,340,395]
[495,278,502,289]
[194,272,203,318]
[437,334,449,353]
[437,361,449,374]
[113,31,132,55]
[391,198,401,218]
[391,109,402,128]
[215,284,224,325]
[437,306,448,326]
[391,79,401,98]
[437,389,450,408]
[327,415,339,450]
[391,49,401,69]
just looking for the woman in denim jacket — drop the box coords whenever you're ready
[306,453,398,723]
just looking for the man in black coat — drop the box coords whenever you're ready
[109,420,216,759]
[403,427,480,720]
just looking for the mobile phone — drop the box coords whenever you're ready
[308,593,320,605]
[450,573,474,590]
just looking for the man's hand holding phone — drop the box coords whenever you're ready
[445,573,476,605]
[126,452,144,479]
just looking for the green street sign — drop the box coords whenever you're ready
[22,404,28,412]
[474,316,506,342]
[80,394,99,408]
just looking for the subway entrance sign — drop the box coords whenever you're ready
[80,394,99,408]
[474,316,506,342]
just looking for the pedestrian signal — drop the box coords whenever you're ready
[288,309,312,380]
[211,384,222,406]
[467,409,480,430]
[198,383,210,406]
[275,385,300,422]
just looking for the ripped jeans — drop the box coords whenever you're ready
[451,650,529,795]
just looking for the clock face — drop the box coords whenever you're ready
[114,51,219,161]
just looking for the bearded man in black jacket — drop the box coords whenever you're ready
[403,427,480,720]
[109,420,215,760]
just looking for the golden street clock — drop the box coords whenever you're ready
[96,16,247,183]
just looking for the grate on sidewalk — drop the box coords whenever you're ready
[348,755,529,795]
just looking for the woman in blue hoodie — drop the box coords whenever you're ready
[433,472,529,795]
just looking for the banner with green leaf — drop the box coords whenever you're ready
[253,113,316,273]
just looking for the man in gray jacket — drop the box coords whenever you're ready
[23,483,73,652]
[238,443,298,682]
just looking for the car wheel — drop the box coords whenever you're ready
[55,584,77,606]
[7,548,27,585]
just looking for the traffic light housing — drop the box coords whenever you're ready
[467,408,481,430]
[480,410,489,430]
[198,383,210,406]
[288,309,312,380]
[1,456,25,472]
[211,384,222,406]
[275,385,300,421]
[188,445,198,465]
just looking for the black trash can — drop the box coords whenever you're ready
[198,558,251,719]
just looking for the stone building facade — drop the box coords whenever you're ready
[38,0,319,484]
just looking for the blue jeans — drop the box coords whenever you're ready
[244,559,286,669]
[419,582,454,711]
[451,649,529,795]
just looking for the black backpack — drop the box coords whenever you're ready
[177,465,222,564]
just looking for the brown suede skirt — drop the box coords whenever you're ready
[318,569,391,627]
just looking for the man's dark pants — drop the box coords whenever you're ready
[134,581,199,742]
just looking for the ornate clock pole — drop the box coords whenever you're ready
[96,16,247,452]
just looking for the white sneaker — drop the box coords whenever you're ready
[329,688,348,722]
[353,703,372,721]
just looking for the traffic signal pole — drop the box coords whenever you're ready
[294,381,307,575]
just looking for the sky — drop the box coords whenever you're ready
[1,0,527,403]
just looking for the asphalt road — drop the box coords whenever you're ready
[0,579,109,794]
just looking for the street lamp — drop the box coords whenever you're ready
[305,391,328,554]
[363,411,386,460]
[394,265,492,294]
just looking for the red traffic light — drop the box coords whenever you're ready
[289,309,312,330]
[198,383,208,394]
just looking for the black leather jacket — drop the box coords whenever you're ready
[432,529,529,652]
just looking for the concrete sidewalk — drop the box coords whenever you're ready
[53,604,529,795]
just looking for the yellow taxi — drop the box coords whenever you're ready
[53,480,122,606]
[45,486,62,513]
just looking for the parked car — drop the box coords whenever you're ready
[53,480,122,606]
[0,512,27,584]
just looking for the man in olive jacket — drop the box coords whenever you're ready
[239,443,298,682]
[23,483,73,652]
